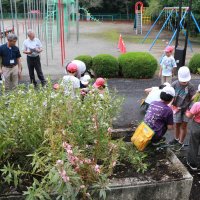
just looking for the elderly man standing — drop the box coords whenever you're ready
[0,33,22,91]
[22,30,46,87]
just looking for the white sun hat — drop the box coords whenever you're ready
[178,66,191,82]
[162,86,175,97]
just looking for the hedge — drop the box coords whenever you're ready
[189,53,200,74]
[92,54,119,78]
[74,55,93,70]
[119,52,158,78]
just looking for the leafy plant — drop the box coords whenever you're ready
[189,53,200,74]
[0,81,148,199]
[119,52,158,78]
[92,54,119,78]
[74,55,93,70]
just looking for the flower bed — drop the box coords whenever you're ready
[0,82,148,200]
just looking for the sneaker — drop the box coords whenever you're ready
[173,142,184,151]
[187,161,198,171]
[168,138,179,146]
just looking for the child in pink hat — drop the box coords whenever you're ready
[93,78,106,94]
[159,46,177,84]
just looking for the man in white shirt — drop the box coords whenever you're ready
[22,30,46,87]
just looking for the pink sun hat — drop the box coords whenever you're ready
[93,78,105,88]
[164,46,174,53]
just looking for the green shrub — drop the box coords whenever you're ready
[74,55,93,70]
[92,54,119,78]
[189,53,200,74]
[119,52,158,78]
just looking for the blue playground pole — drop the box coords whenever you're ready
[191,12,200,33]
[142,9,164,44]
[149,10,174,51]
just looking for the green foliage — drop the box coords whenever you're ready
[119,52,158,78]
[92,54,119,78]
[74,55,93,70]
[189,53,200,74]
[0,81,148,199]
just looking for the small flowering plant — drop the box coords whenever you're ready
[0,80,148,200]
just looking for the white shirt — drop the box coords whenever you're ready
[71,60,86,79]
[22,38,42,57]
[61,75,80,98]
[145,87,161,104]
[160,55,177,76]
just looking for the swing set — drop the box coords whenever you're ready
[142,7,200,51]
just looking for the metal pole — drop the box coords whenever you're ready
[23,0,27,36]
[175,0,182,48]
[0,0,5,44]
[142,9,164,44]
[44,0,48,66]
[76,0,79,42]
[183,0,192,66]
[149,10,174,51]
[10,0,15,32]
[14,0,20,47]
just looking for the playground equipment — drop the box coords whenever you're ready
[0,0,79,66]
[142,7,200,52]
[134,1,143,35]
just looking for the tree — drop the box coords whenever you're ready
[79,0,103,9]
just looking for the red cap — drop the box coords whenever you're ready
[164,46,174,53]
[66,63,78,73]
[93,78,105,88]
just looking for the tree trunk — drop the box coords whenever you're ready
[126,3,129,20]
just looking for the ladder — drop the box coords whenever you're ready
[46,0,55,42]
[136,11,142,35]
[46,0,55,58]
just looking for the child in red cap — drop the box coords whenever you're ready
[61,63,80,98]
[159,46,177,84]
[93,78,106,93]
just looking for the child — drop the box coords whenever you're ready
[80,74,91,88]
[144,86,175,144]
[142,82,171,111]
[93,78,106,93]
[169,66,196,151]
[61,63,80,98]
[186,102,200,170]
[159,46,177,84]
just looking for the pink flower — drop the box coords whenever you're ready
[84,158,91,164]
[94,140,97,144]
[94,164,100,173]
[59,169,70,182]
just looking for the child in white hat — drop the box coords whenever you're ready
[169,66,196,151]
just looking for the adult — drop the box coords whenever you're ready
[0,33,22,91]
[68,60,86,79]
[22,30,46,87]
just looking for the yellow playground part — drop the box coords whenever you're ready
[131,122,154,151]
[142,7,151,25]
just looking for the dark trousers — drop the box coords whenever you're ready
[27,56,46,86]
[187,120,200,166]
